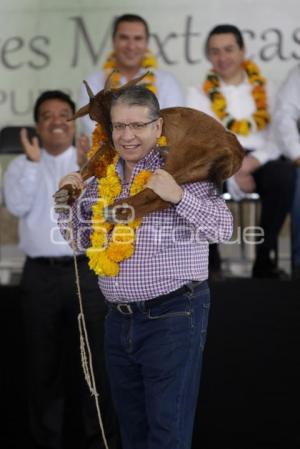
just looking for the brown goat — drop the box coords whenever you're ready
[58,72,244,221]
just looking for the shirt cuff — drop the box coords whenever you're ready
[284,145,300,161]
[23,158,39,179]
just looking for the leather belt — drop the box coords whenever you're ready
[109,281,202,315]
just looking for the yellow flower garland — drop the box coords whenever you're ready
[86,155,152,277]
[103,49,158,95]
[203,59,270,136]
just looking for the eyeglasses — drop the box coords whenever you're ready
[111,118,158,132]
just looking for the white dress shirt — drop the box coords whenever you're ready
[4,146,79,257]
[272,64,300,161]
[79,68,185,136]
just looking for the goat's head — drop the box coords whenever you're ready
[71,71,150,136]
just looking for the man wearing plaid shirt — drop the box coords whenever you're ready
[58,86,233,449]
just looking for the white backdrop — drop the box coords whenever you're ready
[0,0,299,128]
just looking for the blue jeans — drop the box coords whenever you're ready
[292,166,300,266]
[104,281,210,449]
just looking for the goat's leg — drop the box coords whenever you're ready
[53,144,116,209]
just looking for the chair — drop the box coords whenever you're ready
[0,126,37,154]
[222,191,261,261]
[222,192,292,276]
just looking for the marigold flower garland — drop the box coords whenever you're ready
[203,59,270,136]
[86,155,152,277]
[103,49,158,95]
[88,123,108,160]
[84,123,117,179]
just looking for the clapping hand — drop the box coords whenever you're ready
[20,128,40,162]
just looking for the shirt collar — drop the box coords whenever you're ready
[120,67,156,84]
[220,71,249,89]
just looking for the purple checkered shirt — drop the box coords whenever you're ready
[58,149,232,302]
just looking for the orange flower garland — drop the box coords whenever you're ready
[84,123,117,179]
[88,123,108,160]
[203,60,270,136]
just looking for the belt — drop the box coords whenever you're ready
[109,281,202,315]
[28,254,87,267]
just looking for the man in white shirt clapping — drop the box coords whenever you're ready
[4,91,121,449]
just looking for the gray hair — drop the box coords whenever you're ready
[110,85,160,120]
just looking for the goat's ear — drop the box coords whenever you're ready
[70,104,90,120]
[120,72,150,90]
